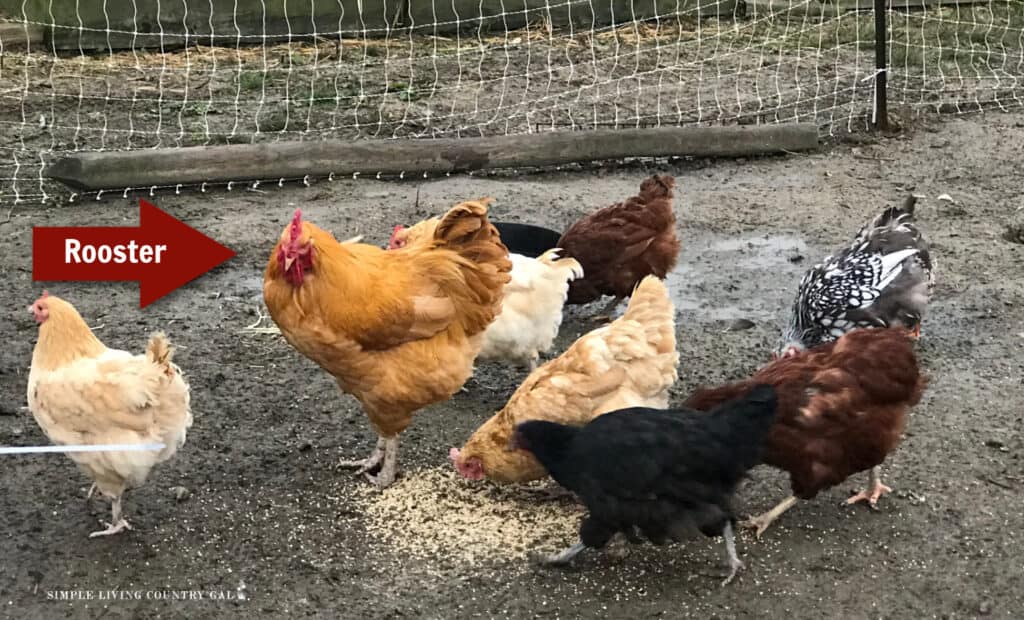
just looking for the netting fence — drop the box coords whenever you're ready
[1,0,1022,205]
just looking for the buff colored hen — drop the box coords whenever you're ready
[27,293,193,538]
[451,275,678,483]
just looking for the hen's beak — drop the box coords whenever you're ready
[283,256,295,271]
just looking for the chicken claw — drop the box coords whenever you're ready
[359,437,400,489]
[529,542,587,567]
[89,518,132,538]
[740,495,798,539]
[88,496,132,538]
[720,522,745,586]
[338,437,386,474]
[846,467,892,509]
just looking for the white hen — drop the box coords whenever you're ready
[476,249,583,369]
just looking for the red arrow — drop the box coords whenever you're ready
[32,199,236,308]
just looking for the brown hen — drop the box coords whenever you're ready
[557,174,681,318]
[683,327,927,537]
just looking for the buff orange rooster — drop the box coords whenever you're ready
[264,200,511,488]
[451,275,678,483]
[27,292,193,538]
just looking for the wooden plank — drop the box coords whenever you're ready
[44,124,819,190]
[10,0,737,52]
[747,0,995,18]
[0,22,45,49]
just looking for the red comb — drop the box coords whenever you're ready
[288,209,303,242]
[387,224,405,249]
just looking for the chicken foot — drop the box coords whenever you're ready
[720,522,745,586]
[740,495,799,539]
[364,437,400,489]
[845,467,892,509]
[529,541,587,566]
[338,437,387,474]
[89,496,132,538]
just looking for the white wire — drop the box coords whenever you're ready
[1,443,166,455]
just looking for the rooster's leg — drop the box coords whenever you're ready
[720,522,745,586]
[85,483,97,501]
[740,495,799,539]
[845,467,892,509]
[364,437,400,489]
[88,496,133,538]
[338,437,386,473]
[529,541,587,566]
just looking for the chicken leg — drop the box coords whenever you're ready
[720,522,745,586]
[845,467,892,509]
[89,496,132,538]
[530,541,587,566]
[363,437,400,489]
[338,437,386,474]
[740,495,799,539]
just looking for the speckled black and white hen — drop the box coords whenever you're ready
[779,195,934,357]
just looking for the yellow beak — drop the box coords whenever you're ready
[284,256,295,271]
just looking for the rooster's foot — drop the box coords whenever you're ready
[360,437,400,489]
[339,438,387,474]
[846,467,892,510]
[89,518,132,538]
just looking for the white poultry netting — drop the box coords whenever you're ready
[0,0,1021,205]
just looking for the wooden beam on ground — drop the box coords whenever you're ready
[44,123,819,191]
[0,22,45,49]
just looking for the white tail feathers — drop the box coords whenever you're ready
[536,248,584,281]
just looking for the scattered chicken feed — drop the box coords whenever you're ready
[354,466,581,564]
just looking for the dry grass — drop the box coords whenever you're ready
[354,466,581,564]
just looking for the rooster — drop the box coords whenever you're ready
[510,385,778,586]
[451,275,678,483]
[27,293,193,538]
[684,327,927,537]
[390,216,583,370]
[264,200,512,488]
[779,196,933,357]
[557,174,681,320]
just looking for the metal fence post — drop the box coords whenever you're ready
[874,0,889,130]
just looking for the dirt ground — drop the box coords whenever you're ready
[1,110,1023,619]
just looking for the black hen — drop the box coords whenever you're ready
[510,384,777,586]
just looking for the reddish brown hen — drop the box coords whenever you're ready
[557,174,680,318]
[683,327,927,537]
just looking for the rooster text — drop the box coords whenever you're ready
[64,239,167,265]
